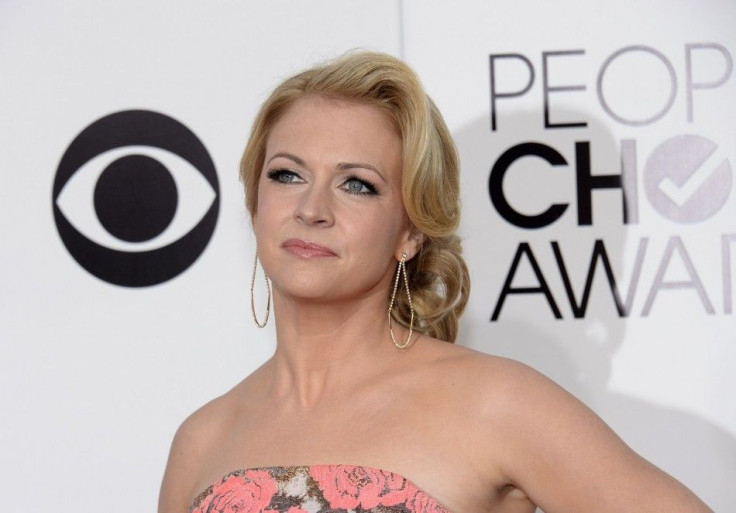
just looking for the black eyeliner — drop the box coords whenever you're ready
[266,168,299,182]
[344,174,379,195]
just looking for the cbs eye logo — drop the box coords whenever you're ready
[52,110,219,287]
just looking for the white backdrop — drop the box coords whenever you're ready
[1,1,734,511]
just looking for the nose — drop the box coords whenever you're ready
[294,181,334,227]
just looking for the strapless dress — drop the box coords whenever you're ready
[190,464,451,513]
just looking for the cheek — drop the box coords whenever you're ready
[347,206,405,256]
[254,181,281,233]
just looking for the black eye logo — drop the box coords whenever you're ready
[52,110,219,287]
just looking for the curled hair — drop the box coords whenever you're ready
[240,51,469,342]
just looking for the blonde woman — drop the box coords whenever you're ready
[159,52,710,513]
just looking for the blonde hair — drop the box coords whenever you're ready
[240,51,469,342]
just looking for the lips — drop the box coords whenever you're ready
[282,239,337,258]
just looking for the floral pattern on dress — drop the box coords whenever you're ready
[190,465,450,513]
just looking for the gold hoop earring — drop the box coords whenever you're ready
[250,253,271,328]
[388,251,414,349]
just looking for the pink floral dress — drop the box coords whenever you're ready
[190,465,451,513]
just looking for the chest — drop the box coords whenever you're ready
[194,398,521,513]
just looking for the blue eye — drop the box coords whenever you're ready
[267,169,302,184]
[343,176,378,195]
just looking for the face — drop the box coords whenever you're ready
[254,95,419,303]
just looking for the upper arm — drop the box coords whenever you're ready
[158,405,219,513]
[488,361,711,513]
[158,420,200,513]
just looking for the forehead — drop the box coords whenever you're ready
[265,96,402,171]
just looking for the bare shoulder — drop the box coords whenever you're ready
[412,336,553,406]
[408,337,567,445]
[157,377,254,513]
[413,338,711,512]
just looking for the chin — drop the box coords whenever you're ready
[273,278,337,302]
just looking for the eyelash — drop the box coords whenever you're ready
[343,174,378,196]
[266,168,301,184]
[265,169,379,196]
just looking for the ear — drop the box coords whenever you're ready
[397,227,426,261]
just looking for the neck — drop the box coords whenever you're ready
[263,286,411,407]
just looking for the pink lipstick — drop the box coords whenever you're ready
[282,239,337,259]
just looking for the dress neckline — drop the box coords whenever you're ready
[190,463,452,512]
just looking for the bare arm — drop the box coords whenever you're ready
[159,421,200,513]
[158,404,219,513]
[489,360,712,512]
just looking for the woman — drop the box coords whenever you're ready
[159,51,710,513]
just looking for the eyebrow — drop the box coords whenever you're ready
[267,152,304,166]
[266,152,387,183]
[337,162,386,183]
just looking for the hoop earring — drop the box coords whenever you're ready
[250,253,271,328]
[388,251,414,349]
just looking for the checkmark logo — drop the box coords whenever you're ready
[657,147,726,207]
[644,134,732,223]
